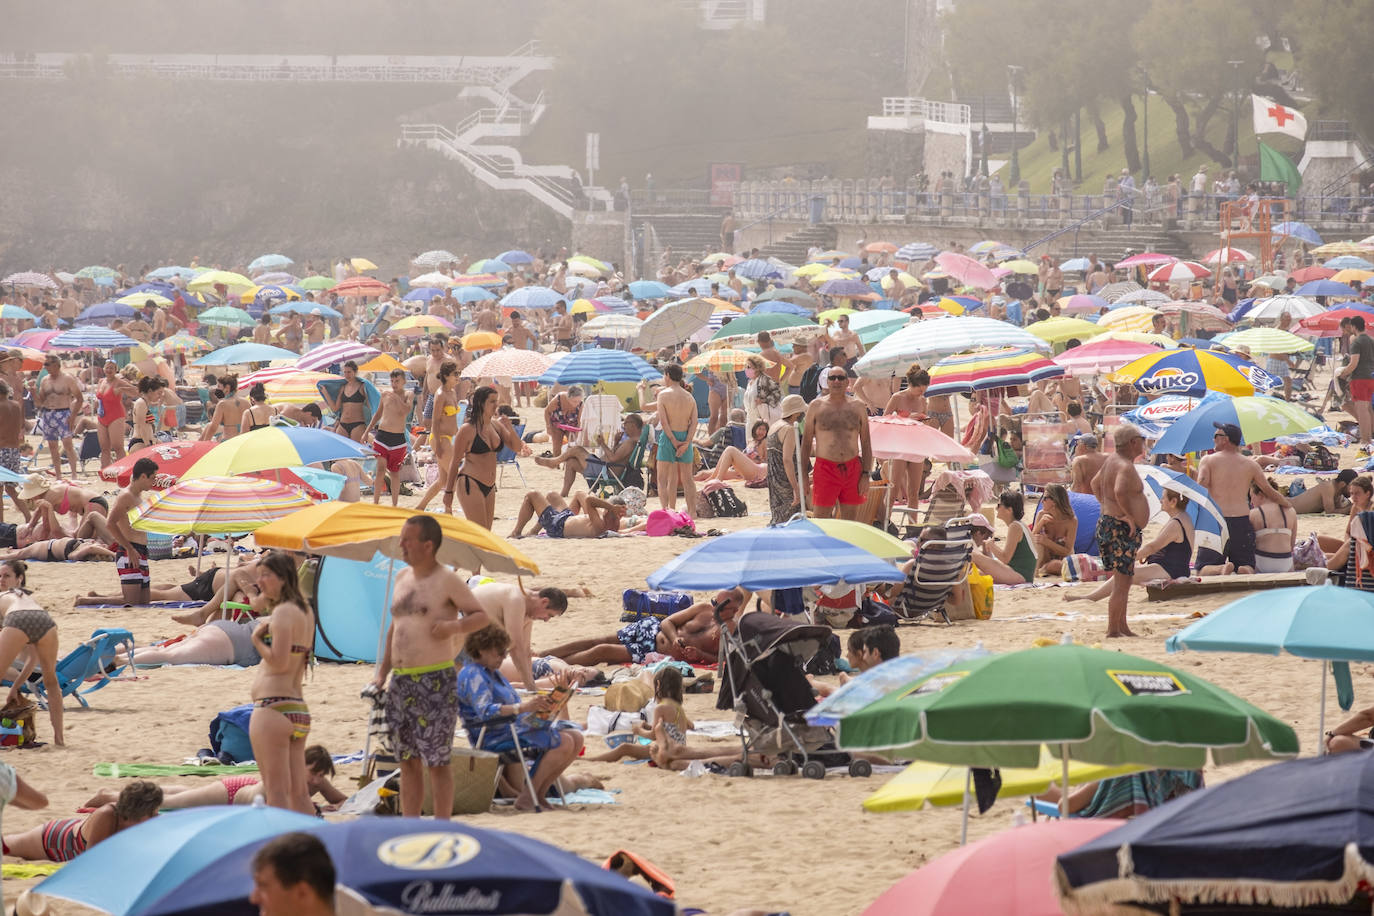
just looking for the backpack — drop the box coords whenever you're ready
[209,704,256,763]
[621,588,692,622]
[800,365,821,402]
[646,509,695,537]
[705,487,747,518]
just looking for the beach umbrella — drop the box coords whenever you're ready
[255,501,538,575]
[867,821,1120,916]
[800,518,912,561]
[682,348,770,377]
[145,266,195,280]
[636,296,717,350]
[1157,300,1231,332]
[132,475,314,535]
[537,349,658,385]
[50,327,139,350]
[357,353,405,374]
[1120,392,1214,438]
[934,252,998,289]
[183,426,371,480]
[75,265,117,279]
[1244,293,1324,322]
[192,342,299,366]
[627,280,671,300]
[734,258,783,280]
[3,271,58,290]
[647,521,907,591]
[496,249,533,265]
[77,301,138,325]
[915,297,967,317]
[295,275,333,290]
[1324,255,1374,270]
[461,331,504,352]
[500,286,563,309]
[1291,265,1337,283]
[136,817,670,916]
[1296,303,1374,338]
[264,370,342,404]
[997,258,1039,275]
[1149,394,1318,454]
[897,242,938,262]
[580,314,643,340]
[0,345,43,370]
[1312,241,1373,257]
[25,805,318,916]
[0,304,39,322]
[1216,326,1314,355]
[1054,751,1374,914]
[926,347,1063,398]
[1057,257,1092,272]
[1110,348,1277,398]
[818,278,879,298]
[294,340,381,372]
[1296,278,1361,298]
[1273,220,1323,246]
[187,269,253,293]
[1116,252,1178,268]
[153,333,212,358]
[1147,261,1210,283]
[836,643,1299,778]
[268,301,338,319]
[98,441,219,488]
[816,307,856,322]
[1055,294,1109,315]
[402,286,446,303]
[1096,281,1144,302]
[1332,268,1374,285]
[116,292,172,308]
[568,298,600,316]
[706,312,813,342]
[409,272,456,288]
[868,416,977,463]
[845,311,910,347]
[1201,246,1256,264]
[246,285,299,308]
[1137,464,1227,557]
[255,274,299,288]
[856,317,1049,378]
[411,249,459,270]
[808,651,992,730]
[749,300,811,317]
[347,257,378,272]
[1053,339,1161,377]
[1087,329,1177,349]
[467,258,512,274]
[330,276,389,297]
[1112,292,1172,311]
[387,314,456,336]
[1024,317,1101,345]
[451,285,497,304]
[754,287,819,307]
[247,253,293,272]
[195,306,255,329]
[462,348,553,380]
[10,329,62,351]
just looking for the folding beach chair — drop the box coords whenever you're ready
[31,628,135,709]
[464,715,567,813]
[496,423,527,488]
[78,430,102,472]
[586,424,649,495]
[891,534,974,625]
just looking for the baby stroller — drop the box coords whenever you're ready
[716,611,872,780]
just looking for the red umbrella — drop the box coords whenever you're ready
[935,252,998,289]
[10,329,62,351]
[1115,251,1178,268]
[99,441,218,488]
[863,820,1118,916]
[329,277,390,297]
[1147,261,1210,283]
[1291,265,1336,283]
[1297,306,1374,338]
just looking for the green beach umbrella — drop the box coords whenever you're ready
[836,644,1298,771]
[196,306,256,328]
[707,312,815,341]
[298,276,334,291]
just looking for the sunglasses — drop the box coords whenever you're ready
[827,374,849,382]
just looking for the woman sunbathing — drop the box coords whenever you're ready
[76,559,261,627]
[4,780,161,862]
[3,538,114,563]
[694,420,769,486]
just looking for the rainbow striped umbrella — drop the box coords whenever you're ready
[154,333,213,357]
[683,348,772,377]
[388,314,457,336]
[183,427,372,480]
[239,365,303,388]
[264,371,342,404]
[131,476,314,536]
[926,347,1064,397]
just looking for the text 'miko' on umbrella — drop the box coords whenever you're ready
[1108,348,1279,398]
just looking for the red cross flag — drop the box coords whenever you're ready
[1252,94,1307,141]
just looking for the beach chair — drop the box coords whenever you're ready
[697,423,746,470]
[78,430,102,472]
[496,423,527,488]
[891,535,974,624]
[31,628,135,709]
[464,714,567,813]
[586,424,649,495]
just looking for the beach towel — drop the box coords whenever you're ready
[1075,769,1203,819]
[94,762,259,778]
[80,601,202,610]
[550,788,620,806]
[3,863,60,878]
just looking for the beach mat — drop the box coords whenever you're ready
[3,863,60,879]
[94,762,259,778]
[1145,571,1309,601]
[81,602,202,609]
[551,788,620,806]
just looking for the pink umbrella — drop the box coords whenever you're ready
[1053,339,1162,376]
[460,348,554,379]
[1158,301,1231,331]
[868,416,975,463]
[1056,294,1110,315]
[863,820,1119,916]
[1115,252,1178,268]
[935,252,998,289]
[295,340,382,372]
[1147,261,1210,283]
[10,329,62,351]
[1201,247,1255,264]
[3,271,58,290]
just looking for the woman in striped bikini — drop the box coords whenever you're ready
[4,780,161,862]
[248,551,315,815]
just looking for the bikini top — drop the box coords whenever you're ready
[246,406,271,431]
[1254,503,1291,539]
[340,385,366,404]
[468,426,498,455]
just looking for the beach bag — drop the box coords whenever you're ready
[855,593,899,628]
[994,437,1020,469]
[1304,444,1339,471]
[605,680,654,712]
[0,701,36,747]
[646,509,695,537]
[800,365,821,402]
[1293,533,1327,571]
[967,563,995,620]
[1286,478,1307,498]
[209,704,256,764]
[621,589,692,622]
[1063,553,1105,583]
[705,487,747,518]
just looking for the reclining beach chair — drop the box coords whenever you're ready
[891,532,974,625]
[31,628,135,709]
[586,424,649,495]
[78,430,102,472]
[463,714,566,813]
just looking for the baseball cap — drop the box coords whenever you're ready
[1338,469,1359,485]
[1212,422,1241,446]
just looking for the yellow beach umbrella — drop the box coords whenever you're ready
[880,271,919,291]
[358,353,406,374]
[792,263,830,279]
[1096,305,1160,334]
[1088,330,1178,348]
[350,257,379,272]
[389,315,458,337]
[187,270,255,293]
[569,298,598,316]
[1312,241,1373,257]
[1332,268,1374,285]
[999,259,1039,275]
[1024,316,1102,345]
[461,331,504,352]
[117,292,172,308]
[817,307,857,322]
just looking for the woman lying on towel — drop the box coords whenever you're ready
[75,559,262,628]
[3,780,161,862]
[1037,769,1203,818]
[2,538,114,563]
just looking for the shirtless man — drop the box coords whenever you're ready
[830,315,865,366]
[108,457,159,605]
[0,381,25,522]
[508,490,626,539]
[474,303,500,334]
[541,588,744,666]
[505,311,538,351]
[756,331,790,383]
[470,581,571,691]
[552,301,575,350]
[802,367,871,520]
[200,375,248,440]
[1196,422,1292,575]
[654,364,698,512]
[1092,425,1149,638]
[35,354,82,477]
[363,369,413,507]
[1291,468,1356,516]
[1070,436,1106,495]
[371,516,490,819]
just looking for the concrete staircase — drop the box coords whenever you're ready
[638,213,730,265]
[760,225,838,265]
[1055,225,1192,263]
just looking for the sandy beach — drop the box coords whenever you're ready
[5,407,1359,916]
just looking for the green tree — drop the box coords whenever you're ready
[1287,0,1374,141]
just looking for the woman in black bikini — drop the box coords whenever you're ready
[126,377,159,451]
[4,538,114,563]
[0,561,63,744]
[1064,490,1196,602]
[444,385,527,528]
[326,361,369,442]
[243,384,273,432]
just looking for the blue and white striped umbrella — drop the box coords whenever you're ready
[536,349,659,385]
[500,286,563,310]
[628,280,671,300]
[733,258,783,280]
[854,316,1050,377]
[647,521,908,591]
[49,327,139,350]
[897,242,938,262]
[1138,465,1227,557]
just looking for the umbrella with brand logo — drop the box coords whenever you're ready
[1108,348,1278,398]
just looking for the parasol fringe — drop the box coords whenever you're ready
[1057,844,1373,913]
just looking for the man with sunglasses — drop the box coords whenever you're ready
[801,368,871,520]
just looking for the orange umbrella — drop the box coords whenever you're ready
[865,241,899,254]
[329,277,390,297]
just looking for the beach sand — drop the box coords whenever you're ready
[9,423,1360,916]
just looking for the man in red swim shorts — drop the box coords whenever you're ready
[364,368,414,507]
[801,367,872,520]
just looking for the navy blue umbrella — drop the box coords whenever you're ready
[140,817,674,916]
[1055,751,1374,912]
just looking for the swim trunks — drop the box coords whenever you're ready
[812,456,865,507]
[113,541,150,588]
[1196,515,1258,571]
[35,408,71,442]
[656,429,694,464]
[373,429,408,473]
[0,448,20,474]
[539,506,575,538]
[387,661,459,768]
[616,616,662,664]
[181,568,219,603]
[422,393,436,421]
[1095,515,1142,576]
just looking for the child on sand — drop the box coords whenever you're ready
[586,667,746,771]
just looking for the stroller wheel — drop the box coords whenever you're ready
[773,760,796,777]
[801,760,826,780]
[848,759,873,778]
[727,761,753,778]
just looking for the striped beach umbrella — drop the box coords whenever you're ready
[295,341,382,372]
[1109,348,1279,398]
[449,272,505,288]
[536,349,659,385]
[1215,327,1314,355]
[329,277,389,297]
[264,371,342,405]
[182,427,372,480]
[387,314,457,336]
[1053,339,1162,377]
[3,271,58,290]
[461,349,554,380]
[926,347,1064,397]
[1096,305,1160,334]
[411,250,459,270]
[131,476,314,536]
[1148,261,1211,283]
[240,366,306,388]
[896,242,938,262]
[683,348,771,377]
[50,327,139,350]
[855,317,1049,378]
[579,314,643,341]
[409,272,456,288]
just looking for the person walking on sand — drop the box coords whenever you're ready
[1092,425,1150,638]
[654,364,698,513]
[35,354,81,477]
[363,369,413,507]
[0,381,25,522]
[802,367,872,520]
[1195,422,1292,575]
[371,516,490,820]
[107,457,158,606]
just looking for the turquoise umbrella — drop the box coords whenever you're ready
[192,342,301,366]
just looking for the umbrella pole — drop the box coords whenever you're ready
[363,556,398,775]
[1060,742,1070,817]
[794,415,807,516]
[960,768,971,845]
[1319,661,1329,756]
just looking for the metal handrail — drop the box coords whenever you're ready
[736,196,825,234]
[1022,200,1127,253]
